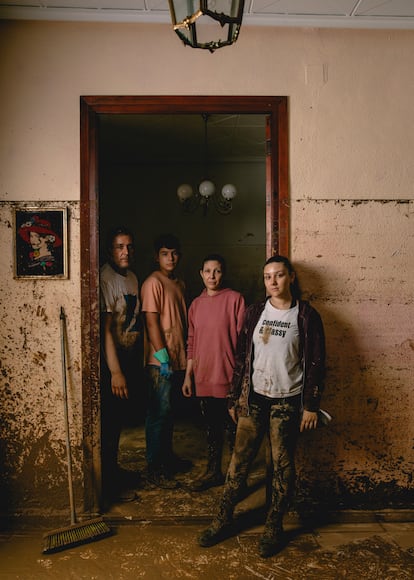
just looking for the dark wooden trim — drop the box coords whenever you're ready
[265,114,273,257]
[277,96,289,256]
[80,95,289,512]
[80,98,101,513]
[80,95,285,114]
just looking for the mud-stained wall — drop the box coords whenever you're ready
[293,199,413,510]
[0,20,413,517]
[0,202,83,517]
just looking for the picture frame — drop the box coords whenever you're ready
[14,206,68,279]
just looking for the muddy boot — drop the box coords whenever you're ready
[189,470,224,492]
[146,464,180,490]
[190,418,224,492]
[258,512,286,558]
[198,498,234,547]
[189,443,224,492]
[258,528,286,558]
[188,462,224,491]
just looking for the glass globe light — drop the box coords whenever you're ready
[168,0,245,53]
[177,183,193,202]
[221,183,237,200]
[199,180,215,198]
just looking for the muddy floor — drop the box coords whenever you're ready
[2,416,413,578]
[1,520,414,578]
[112,417,261,522]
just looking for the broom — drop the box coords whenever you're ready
[42,307,113,554]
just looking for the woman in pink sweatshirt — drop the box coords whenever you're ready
[182,254,246,491]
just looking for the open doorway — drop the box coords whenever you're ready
[80,96,289,515]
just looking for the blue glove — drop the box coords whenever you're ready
[160,362,173,378]
[154,347,170,364]
[154,348,173,377]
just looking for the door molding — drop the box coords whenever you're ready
[80,95,288,512]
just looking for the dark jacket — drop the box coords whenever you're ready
[228,299,326,415]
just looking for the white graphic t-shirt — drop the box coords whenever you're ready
[252,301,302,398]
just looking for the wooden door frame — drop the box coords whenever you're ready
[80,95,289,512]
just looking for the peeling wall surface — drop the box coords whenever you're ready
[0,21,413,518]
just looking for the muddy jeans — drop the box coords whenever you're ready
[145,366,184,469]
[219,391,301,530]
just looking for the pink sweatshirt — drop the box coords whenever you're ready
[187,287,246,398]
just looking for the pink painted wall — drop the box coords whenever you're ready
[0,20,413,517]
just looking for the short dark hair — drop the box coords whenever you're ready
[264,255,301,299]
[201,253,227,275]
[154,233,181,254]
[105,226,134,253]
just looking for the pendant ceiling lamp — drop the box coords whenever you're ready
[177,113,237,215]
[168,0,245,53]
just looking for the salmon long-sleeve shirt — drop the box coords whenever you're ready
[187,287,246,398]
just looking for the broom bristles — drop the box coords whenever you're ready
[42,517,112,554]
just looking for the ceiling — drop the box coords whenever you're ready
[1,0,414,29]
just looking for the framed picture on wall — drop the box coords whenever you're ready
[14,207,68,279]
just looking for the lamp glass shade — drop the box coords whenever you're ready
[221,183,237,200]
[168,0,244,52]
[199,180,215,198]
[177,183,193,201]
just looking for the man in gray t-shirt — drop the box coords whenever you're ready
[100,226,142,504]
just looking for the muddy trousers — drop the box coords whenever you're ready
[215,392,301,534]
[199,397,236,476]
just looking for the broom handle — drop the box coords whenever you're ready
[60,307,76,526]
